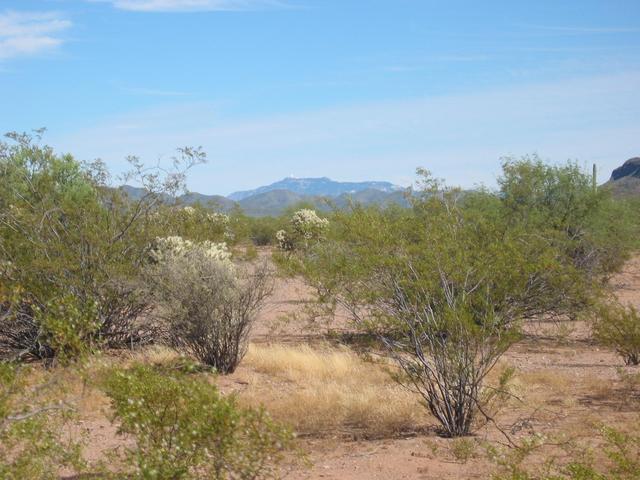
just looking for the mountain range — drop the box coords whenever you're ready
[120,177,409,217]
[228,177,402,201]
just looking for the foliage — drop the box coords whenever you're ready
[499,155,640,278]
[148,204,231,245]
[278,159,638,436]
[450,438,477,463]
[0,362,84,479]
[0,131,204,361]
[150,235,231,264]
[490,423,640,480]
[592,302,640,366]
[144,241,272,374]
[249,216,286,246]
[103,364,293,480]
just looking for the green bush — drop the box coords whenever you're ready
[279,160,638,436]
[247,216,284,246]
[592,303,640,366]
[499,156,640,279]
[0,362,84,479]
[490,423,640,480]
[103,364,292,479]
[0,132,204,361]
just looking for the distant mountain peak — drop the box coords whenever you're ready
[610,157,640,182]
[605,156,640,198]
[228,176,402,201]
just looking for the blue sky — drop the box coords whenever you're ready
[1,0,639,195]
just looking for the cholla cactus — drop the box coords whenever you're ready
[181,206,197,216]
[179,206,228,225]
[207,212,229,225]
[290,209,329,240]
[150,236,231,266]
[275,209,328,251]
[275,229,293,251]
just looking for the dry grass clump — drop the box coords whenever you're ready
[240,343,426,438]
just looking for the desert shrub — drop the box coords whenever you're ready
[103,364,292,479]
[499,156,640,279]
[0,131,203,361]
[450,438,477,463]
[247,216,284,246]
[375,272,518,436]
[592,303,640,366]
[145,239,272,373]
[491,423,640,480]
[0,362,84,478]
[282,166,610,436]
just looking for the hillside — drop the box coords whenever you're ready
[236,189,323,217]
[605,157,640,197]
[119,185,236,211]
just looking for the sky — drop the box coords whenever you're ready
[1,0,639,195]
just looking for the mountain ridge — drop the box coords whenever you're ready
[605,157,640,197]
[228,176,403,201]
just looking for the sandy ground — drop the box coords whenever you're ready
[68,254,640,479]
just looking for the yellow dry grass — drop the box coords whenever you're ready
[238,343,427,438]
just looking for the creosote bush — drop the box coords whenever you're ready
[103,364,292,480]
[377,272,518,437]
[145,241,272,374]
[592,302,640,366]
[280,161,639,437]
[0,131,206,361]
[0,362,84,479]
[490,422,640,480]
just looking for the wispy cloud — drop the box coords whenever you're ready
[93,0,288,12]
[0,10,72,60]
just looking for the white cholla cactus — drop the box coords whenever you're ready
[180,206,228,224]
[275,229,293,251]
[207,212,229,225]
[290,209,329,240]
[150,236,231,266]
